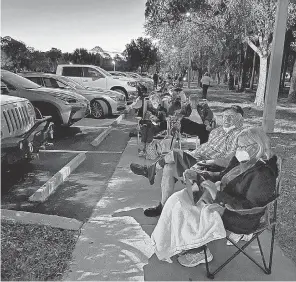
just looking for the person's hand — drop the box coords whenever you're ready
[183,169,198,185]
[151,115,158,122]
[201,180,218,199]
[206,125,212,131]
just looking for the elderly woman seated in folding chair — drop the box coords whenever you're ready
[150,127,279,272]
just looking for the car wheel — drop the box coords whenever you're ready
[91,100,108,119]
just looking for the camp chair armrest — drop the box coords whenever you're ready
[225,204,267,215]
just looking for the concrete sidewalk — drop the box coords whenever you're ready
[63,138,296,281]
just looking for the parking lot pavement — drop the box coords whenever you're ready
[1,115,134,222]
[1,152,77,211]
[33,152,123,221]
[49,126,105,152]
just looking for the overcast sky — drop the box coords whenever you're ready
[1,0,147,53]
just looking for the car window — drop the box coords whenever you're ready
[60,77,86,90]
[62,67,83,77]
[1,71,41,89]
[27,77,43,86]
[43,78,60,88]
[55,79,72,89]
[96,67,112,77]
[83,67,104,78]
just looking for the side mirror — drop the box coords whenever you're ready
[1,85,9,94]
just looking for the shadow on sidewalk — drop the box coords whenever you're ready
[112,208,214,281]
[112,207,296,281]
[112,207,157,237]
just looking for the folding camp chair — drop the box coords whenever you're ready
[203,156,283,279]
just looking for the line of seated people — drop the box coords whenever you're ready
[127,87,217,159]
[128,99,280,270]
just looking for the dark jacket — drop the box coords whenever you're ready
[215,155,278,234]
[182,103,214,125]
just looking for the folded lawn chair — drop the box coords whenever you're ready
[203,156,283,279]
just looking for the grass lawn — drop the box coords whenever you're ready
[1,220,79,281]
[185,85,296,264]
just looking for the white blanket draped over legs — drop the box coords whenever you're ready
[151,188,226,263]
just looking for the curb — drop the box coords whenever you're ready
[91,114,124,147]
[29,153,86,202]
[1,209,83,231]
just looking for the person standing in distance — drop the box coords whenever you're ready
[153,72,159,90]
[200,72,213,99]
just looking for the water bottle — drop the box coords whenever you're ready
[196,136,200,150]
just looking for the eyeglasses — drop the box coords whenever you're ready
[223,114,236,120]
[237,143,257,150]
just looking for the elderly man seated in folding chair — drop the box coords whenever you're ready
[179,94,215,144]
[150,127,280,277]
[130,105,245,217]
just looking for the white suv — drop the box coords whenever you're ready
[56,65,138,101]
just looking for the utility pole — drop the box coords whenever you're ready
[262,0,289,133]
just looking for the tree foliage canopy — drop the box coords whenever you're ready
[123,37,159,71]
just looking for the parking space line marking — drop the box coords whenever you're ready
[91,126,113,147]
[29,153,86,203]
[40,150,123,154]
[90,114,124,147]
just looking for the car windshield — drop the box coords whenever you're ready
[1,71,41,89]
[96,67,112,77]
[59,76,86,90]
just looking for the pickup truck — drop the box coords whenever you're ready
[56,64,139,101]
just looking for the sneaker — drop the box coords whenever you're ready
[227,232,244,246]
[130,163,148,178]
[144,202,163,217]
[178,248,213,268]
[242,234,253,241]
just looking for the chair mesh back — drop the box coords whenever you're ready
[271,156,283,224]
[275,156,283,196]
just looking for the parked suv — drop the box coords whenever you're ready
[56,64,138,101]
[1,70,89,126]
[1,93,54,166]
[20,72,126,119]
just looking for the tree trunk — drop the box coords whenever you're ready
[223,73,228,83]
[250,51,257,90]
[228,72,235,90]
[254,56,268,106]
[288,58,296,103]
[217,72,220,84]
[239,45,249,92]
[197,68,202,85]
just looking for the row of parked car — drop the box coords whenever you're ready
[1,64,150,168]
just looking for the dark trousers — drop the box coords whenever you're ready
[202,84,209,99]
[180,118,210,144]
[140,120,167,143]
